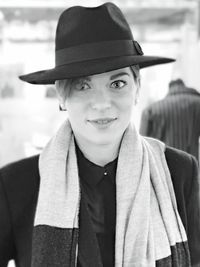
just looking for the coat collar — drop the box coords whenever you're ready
[167,87,200,97]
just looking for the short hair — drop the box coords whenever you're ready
[169,78,185,88]
[55,79,71,102]
[55,65,140,101]
[130,65,140,81]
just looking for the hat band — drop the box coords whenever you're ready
[56,40,143,66]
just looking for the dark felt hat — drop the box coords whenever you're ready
[19,2,175,85]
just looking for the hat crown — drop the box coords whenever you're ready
[56,2,133,51]
[19,2,175,85]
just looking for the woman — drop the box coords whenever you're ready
[0,3,199,267]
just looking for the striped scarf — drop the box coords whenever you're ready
[31,119,190,266]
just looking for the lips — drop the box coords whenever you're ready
[88,118,117,124]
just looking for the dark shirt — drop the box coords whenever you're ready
[75,144,118,267]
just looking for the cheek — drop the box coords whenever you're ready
[65,99,88,124]
[67,104,84,119]
[66,94,84,110]
[117,92,135,112]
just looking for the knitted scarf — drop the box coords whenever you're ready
[31,119,190,267]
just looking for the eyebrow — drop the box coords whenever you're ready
[78,76,91,82]
[78,72,130,83]
[110,72,130,80]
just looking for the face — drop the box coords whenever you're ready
[62,67,139,147]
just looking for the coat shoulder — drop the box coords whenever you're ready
[0,155,40,198]
[0,155,40,223]
[164,145,197,200]
[165,146,199,230]
[165,145,196,179]
[0,155,39,178]
[165,146,200,266]
[0,156,40,266]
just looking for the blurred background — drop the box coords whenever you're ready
[0,0,200,169]
[0,1,199,265]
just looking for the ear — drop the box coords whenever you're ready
[56,92,67,111]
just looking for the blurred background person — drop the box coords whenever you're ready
[140,78,200,161]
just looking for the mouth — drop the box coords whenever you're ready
[87,118,117,127]
[88,118,117,123]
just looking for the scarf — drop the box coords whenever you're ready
[31,119,190,267]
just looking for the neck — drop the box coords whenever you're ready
[74,136,121,167]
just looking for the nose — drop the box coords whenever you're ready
[91,89,111,111]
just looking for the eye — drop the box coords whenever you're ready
[74,82,90,91]
[111,80,126,89]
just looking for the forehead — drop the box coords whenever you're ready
[82,67,132,81]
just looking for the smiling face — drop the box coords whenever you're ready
[57,67,140,148]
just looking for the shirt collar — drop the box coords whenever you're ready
[75,142,118,186]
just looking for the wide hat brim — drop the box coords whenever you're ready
[19,55,175,85]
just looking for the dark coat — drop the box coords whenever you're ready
[0,147,200,267]
[140,87,200,160]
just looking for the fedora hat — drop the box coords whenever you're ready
[19,2,175,85]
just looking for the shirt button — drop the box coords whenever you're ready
[104,171,107,175]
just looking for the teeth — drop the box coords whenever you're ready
[96,120,110,124]
[94,119,113,124]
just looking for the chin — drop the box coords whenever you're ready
[89,132,122,146]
